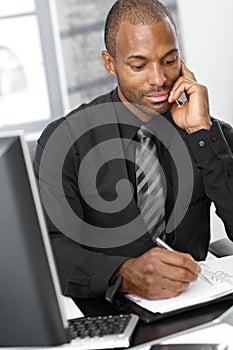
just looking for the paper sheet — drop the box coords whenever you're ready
[61,296,84,320]
[126,256,233,314]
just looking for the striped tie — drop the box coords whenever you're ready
[135,125,166,242]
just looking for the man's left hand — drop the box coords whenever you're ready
[169,59,212,134]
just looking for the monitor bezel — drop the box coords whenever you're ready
[0,130,69,345]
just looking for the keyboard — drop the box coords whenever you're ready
[68,314,139,349]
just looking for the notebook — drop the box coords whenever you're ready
[126,255,233,314]
[0,131,138,348]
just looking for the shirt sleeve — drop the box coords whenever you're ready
[50,233,128,298]
[185,119,233,240]
[33,120,129,299]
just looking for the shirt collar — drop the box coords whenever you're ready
[111,88,142,143]
[110,88,174,150]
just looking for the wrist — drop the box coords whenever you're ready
[105,275,123,303]
[111,258,135,292]
[186,121,212,134]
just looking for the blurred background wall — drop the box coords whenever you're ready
[55,0,180,108]
[177,0,233,242]
[178,0,233,121]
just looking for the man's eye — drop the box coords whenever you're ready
[131,65,144,71]
[163,56,178,65]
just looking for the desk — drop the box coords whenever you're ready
[73,297,233,348]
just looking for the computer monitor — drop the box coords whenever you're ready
[0,131,69,347]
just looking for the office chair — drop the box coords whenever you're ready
[209,237,233,257]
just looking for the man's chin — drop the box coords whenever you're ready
[136,101,172,117]
[153,101,172,115]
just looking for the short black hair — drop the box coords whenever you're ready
[104,0,177,58]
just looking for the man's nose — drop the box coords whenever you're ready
[147,64,167,87]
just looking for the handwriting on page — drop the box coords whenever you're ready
[200,262,233,286]
[126,256,233,315]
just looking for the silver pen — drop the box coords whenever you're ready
[155,237,213,286]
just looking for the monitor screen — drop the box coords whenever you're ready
[0,132,68,346]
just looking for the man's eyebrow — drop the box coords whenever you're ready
[162,48,179,58]
[127,54,146,61]
[127,48,179,61]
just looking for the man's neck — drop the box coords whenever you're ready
[117,87,152,123]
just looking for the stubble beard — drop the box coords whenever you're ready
[117,79,172,118]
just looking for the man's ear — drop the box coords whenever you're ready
[102,50,117,78]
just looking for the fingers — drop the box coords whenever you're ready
[146,286,185,300]
[149,248,200,277]
[168,58,197,103]
[162,277,190,293]
[169,58,210,133]
[180,58,196,81]
[143,257,192,296]
[116,248,200,300]
[154,257,199,283]
[127,279,181,300]
[169,76,198,103]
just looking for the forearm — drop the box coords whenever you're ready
[51,233,129,298]
[186,119,233,240]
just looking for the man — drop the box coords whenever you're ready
[34,0,233,301]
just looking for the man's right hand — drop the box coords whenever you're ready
[113,247,200,300]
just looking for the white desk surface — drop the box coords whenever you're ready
[130,305,233,350]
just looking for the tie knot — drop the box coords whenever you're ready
[136,125,153,142]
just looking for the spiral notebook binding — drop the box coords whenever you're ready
[200,267,233,286]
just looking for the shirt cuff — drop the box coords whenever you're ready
[90,255,129,297]
[185,120,232,163]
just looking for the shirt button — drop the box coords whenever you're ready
[210,136,218,143]
[198,140,206,147]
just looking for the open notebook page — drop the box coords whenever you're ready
[126,255,233,314]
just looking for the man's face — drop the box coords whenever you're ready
[113,19,181,116]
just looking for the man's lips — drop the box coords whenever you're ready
[144,92,170,103]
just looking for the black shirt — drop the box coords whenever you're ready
[111,89,142,197]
